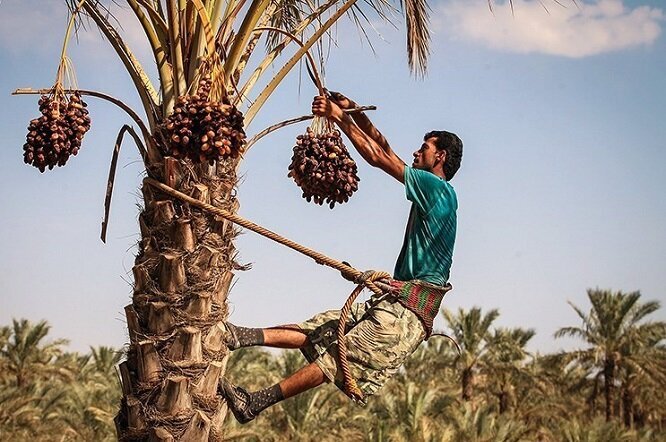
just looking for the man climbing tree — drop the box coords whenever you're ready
[219,93,463,423]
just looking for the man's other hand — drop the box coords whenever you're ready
[312,95,343,121]
[328,91,356,110]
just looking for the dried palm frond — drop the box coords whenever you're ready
[403,0,430,77]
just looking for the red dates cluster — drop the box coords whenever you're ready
[23,93,91,172]
[162,76,246,163]
[288,127,360,209]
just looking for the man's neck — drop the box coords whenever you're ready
[427,167,446,180]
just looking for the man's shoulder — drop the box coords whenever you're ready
[407,167,454,193]
[406,166,441,183]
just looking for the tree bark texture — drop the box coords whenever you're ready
[115,156,242,441]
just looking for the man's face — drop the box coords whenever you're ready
[412,137,444,171]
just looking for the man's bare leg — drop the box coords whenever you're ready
[225,323,308,350]
[262,326,308,349]
[221,325,328,423]
[279,362,327,399]
[221,361,327,424]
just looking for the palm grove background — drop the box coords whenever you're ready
[2,288,665,441]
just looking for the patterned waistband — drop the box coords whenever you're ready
[388,279,452,338]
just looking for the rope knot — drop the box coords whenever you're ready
[358,270,392,297]
[339,261,357,283]
[354,269,377,285]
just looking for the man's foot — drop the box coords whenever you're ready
[219,378,257,424]
[222,322,264,351]
[222,322,241,351]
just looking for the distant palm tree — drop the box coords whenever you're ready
[616,324,666,428]
[485,327,535,414]
[555,289,665,422]
[512,354,587,436]
[0,319,69,388]
[443,307,499,401]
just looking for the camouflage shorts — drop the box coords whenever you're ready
[297,295,426,404]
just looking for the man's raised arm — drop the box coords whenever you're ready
[312,95,405,183]
[328,91,391,155]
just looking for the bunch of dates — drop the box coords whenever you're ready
[288,127,359,208]
[23,92,91,172]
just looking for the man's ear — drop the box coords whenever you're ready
[437,150,447,165]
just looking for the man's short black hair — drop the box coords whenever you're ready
[425,130,463,180]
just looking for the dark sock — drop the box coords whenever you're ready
[249,384,284,415]
[228,324,264,349]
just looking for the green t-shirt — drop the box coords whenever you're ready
[393,166,458,286]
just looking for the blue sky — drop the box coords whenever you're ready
[0,0,664,353]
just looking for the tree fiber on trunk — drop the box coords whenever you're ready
[115,156,243,441]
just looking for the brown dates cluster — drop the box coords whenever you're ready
[288,127,360,209]
[23,93,91,172]
[162,76,246,163]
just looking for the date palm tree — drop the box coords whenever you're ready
[511,353,585,436]
[56,346,123,440]
[0,319,74,438]
[616,321,666,428]
[442,307,500,402]
[0,319,69,389]
[484,327,535,414]
[14,0,437,439]
[555,289,665,423]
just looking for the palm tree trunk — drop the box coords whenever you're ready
[498,390,510,414]
[462,368,473,401]
[603,357,616,421]
[622,385,634,428]
[115,155,241,441]
[588,375,600,419]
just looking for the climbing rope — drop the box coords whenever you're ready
[144,178,390,399]
[336,270,391,400]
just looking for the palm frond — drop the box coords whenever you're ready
[267,0,308,50]
[402,0,430,77]
[630,300,661,324]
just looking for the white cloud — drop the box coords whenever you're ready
[434,0,664,57]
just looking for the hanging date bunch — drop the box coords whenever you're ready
[162,67,246,163]
[23,58,91,173]
[288,118,360,209]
